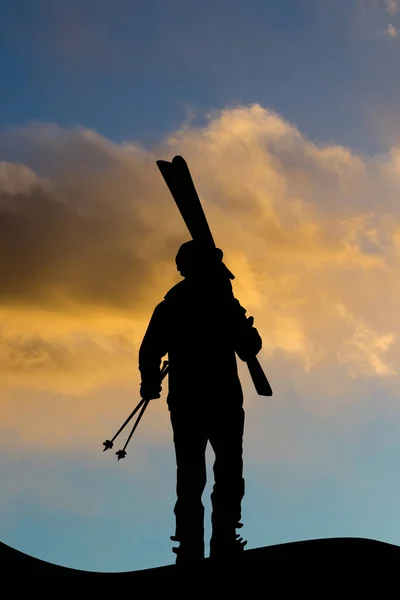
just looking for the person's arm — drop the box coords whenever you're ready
[138,301,169,399]
[230,298,262,362]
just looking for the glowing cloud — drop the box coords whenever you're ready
[1,105,400,449]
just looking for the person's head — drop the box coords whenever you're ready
[175,240,224,278]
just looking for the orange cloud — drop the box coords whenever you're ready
[1,105,400,452]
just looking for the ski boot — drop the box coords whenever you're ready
[209,523,247,561]
[171,535,205,565]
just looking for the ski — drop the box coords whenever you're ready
[156,155,273,397]
[157,156,216,250]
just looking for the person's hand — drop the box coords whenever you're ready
[140,381,162,400]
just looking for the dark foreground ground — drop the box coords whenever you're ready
[1,537,400,588]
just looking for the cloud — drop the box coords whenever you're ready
[0,124,189,394]
[1,105,400,452]
[357,0,399,13]
[387,22,399,35]
[355,0,400,41]
[336,303,397,376]
[386,0,399,15]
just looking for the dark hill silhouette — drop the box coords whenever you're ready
[2,537,400,583]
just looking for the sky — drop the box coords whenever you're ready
[2,0,400,572]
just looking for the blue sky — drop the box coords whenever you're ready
[2,0,400,573]
[1,0,399,150]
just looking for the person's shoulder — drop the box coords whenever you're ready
[163,279,188,301]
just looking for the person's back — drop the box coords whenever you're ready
[158,277,244,407]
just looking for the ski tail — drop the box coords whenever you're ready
[246,355,273,396]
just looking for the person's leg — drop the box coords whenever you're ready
[208,405,246,558]
[170,407,208,562]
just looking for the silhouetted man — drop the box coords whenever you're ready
[138,240,262,563]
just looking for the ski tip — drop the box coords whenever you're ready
[156,159,172,169]
[172,155,187,165]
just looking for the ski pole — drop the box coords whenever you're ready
[102,360,169,453]
[102,398,146,452]
[115,398,150,460]
[114,359,169,460]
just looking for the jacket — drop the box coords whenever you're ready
[138,274,262,408]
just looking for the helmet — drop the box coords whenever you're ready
[175,240,234,279]
[175,240,222,276]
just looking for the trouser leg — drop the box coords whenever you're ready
[170,408,207,556]
[209,406,245,538]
